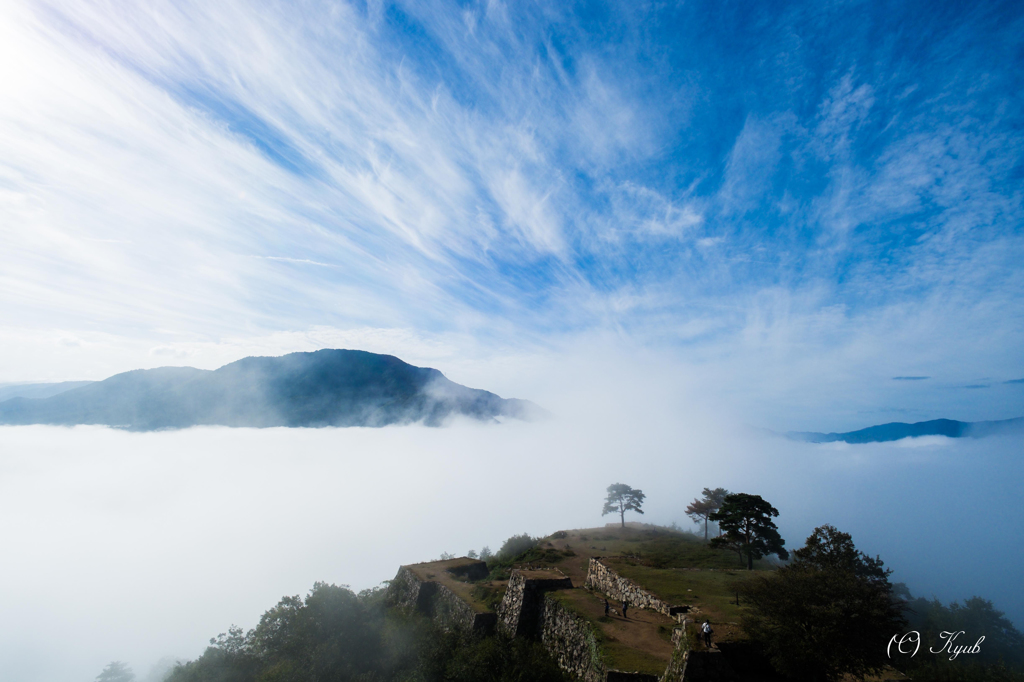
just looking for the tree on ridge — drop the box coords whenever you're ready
[685,487,730,540]
[709,492,787,569]
[739,525,906,681]
[602,483,645,528]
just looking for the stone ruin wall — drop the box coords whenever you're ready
[538,593,606,682]
[433,583,495,633]
[584,559,686,620]
[501,568,666,682]
[497,570,528,636]
[387,566,426,611]
[386,566,495,634]
[660,618,738,682]
[537,593,667,682]
[392,561,732,682]
[585,561,737,682]
[497,569,572,638]
[658,620,691,682]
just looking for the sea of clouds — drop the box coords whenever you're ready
[1,352,1021,682]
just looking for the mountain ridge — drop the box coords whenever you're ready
[787,416,1024,444]
[0,380,95,402]
[0,349,541,430]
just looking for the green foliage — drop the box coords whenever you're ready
[496,533,538,561]
[892,588,1024,680]
[96,661,135,682]
[470,583,507,612]
[486,545,574,580]
[417,629,570,682]
[739,525,906,682]
[601,483,645,527]
[685,487,730,541]
[165,581,570,682]
[167,583,394,682]
[792,524,888,580]
[709,493,787,569]
[634,533,757,570]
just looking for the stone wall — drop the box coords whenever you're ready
[498,570,529,636]
[585,559,686,620]
[391,560,733,682]
[386,566,496,634]
[387,566,427,612]
[538,595,663,682]
[658,620,690,682]
[498,569,573,638]
[659,619,738,682]
[538,593,605,682]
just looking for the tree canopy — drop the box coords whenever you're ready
[709,492,787,569]
[96,662,135,682]
[896,588,1024,680]
[165,582,570,682]
[738,525,906,682]
[685,487,730,541]
[601,483,645,527]
[497,533,537,560]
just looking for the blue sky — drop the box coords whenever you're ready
[2,6,1024,674]
[1,0,1023,429]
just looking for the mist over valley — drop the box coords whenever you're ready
[3,0,1024,679]
[2,354,1021,681]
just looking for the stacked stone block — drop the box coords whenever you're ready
[585,559,689,621]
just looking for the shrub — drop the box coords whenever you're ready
[497,533,537,561]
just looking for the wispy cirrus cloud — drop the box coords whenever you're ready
[1,0,1022,427]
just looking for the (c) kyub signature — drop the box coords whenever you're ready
[888,630,985,661]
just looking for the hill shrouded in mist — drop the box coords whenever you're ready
[0,349,541,430]
[788,417,1024,444]
[0,381,95,402]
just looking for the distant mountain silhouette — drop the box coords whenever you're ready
[0,381,94,402]
[0,350,543,430]
[788,417,1024,444]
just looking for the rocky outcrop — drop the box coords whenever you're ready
[585,559,689,620]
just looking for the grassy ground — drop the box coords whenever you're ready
[603,560,758,642]
[547,588,675,677]
[409,526,912,682]
[404,526,777,676]
[528,525,779,647]
[489,525,915,682]
[406,559,504,614]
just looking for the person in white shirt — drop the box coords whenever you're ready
[701,620,714,648]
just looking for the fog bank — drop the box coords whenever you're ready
[1,365,1021,681]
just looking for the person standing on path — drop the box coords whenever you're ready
[622,600,629,619]
[604,599,610,617]
[701,620,714,648]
